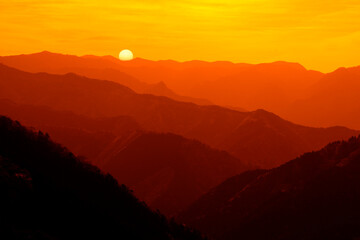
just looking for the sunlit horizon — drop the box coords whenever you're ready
[2,49,359,74]
[1,0,360,72]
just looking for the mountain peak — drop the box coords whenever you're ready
[256,61,308,72]
[155,81,167,88]
[35,50,62,56]
[39,50,52,54]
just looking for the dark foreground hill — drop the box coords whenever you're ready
[0,100,247,217]
[178,136,360,240]
[0,116,203,240]
[0,63,357,169]
[0,98,140,163]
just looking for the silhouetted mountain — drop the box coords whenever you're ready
[286,66,360,129]
[215,109,359,167]
[0,63,357,168]
[0,99,140,162]
[195,61,323,113]
[102,132,247,216]
[0,51,212,105]
[0,115,203,240]
[9,52,360,131]
[143,81,212,105]
[0,100,247,216]
[178,136,360,240]
[78,56,323,114]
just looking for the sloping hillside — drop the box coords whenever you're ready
[287,66,360,129]
[0,116,203,240]
[0,100,247,216]
[0,63,357,168]
[0,51,211,105]
[179,136,360,240]
[103,132,247,216]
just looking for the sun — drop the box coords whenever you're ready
[119,49,134,61]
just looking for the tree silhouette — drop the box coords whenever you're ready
[0,116,204,240]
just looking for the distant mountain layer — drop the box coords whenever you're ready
[286,66,360,129]
[0,116,203,239]
[0,51,212,106]
[0,51,323,114]
[115,58,360,130]
[4,51,360,130]
[0,99,247,217]
[178,136,360,240]
[0,98,140,163]
[0,63,357,169]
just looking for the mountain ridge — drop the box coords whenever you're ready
[0,52,213,106]
[178,135,360,240]
[0,63,358,169]
[0,99,248,216]
[0,115,204,240]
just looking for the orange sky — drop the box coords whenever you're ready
[1,0,360,72]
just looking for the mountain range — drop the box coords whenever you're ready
[0,63,357,169]
[103,132,247,216]
[0,115,203,240]
[0,51,211,106]
[178,135,360,240]
[2,52,360,130]
[1,51,360,239]
[0,99,247,216]
[287,66,360,129]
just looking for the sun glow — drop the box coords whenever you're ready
[1,0,360,71]
[119,49,134,61]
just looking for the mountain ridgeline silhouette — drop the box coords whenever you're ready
[0,99,248,217]
[3,52,360,130]
[0,52,323,114]
[287,66,360,129]
[0,63,357,169]
[0,115,203,240]
[1,51,360,240]
[0,99,140,163]
[102,132,247,216]
[0,51,212,106]
[178,136,360,240]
